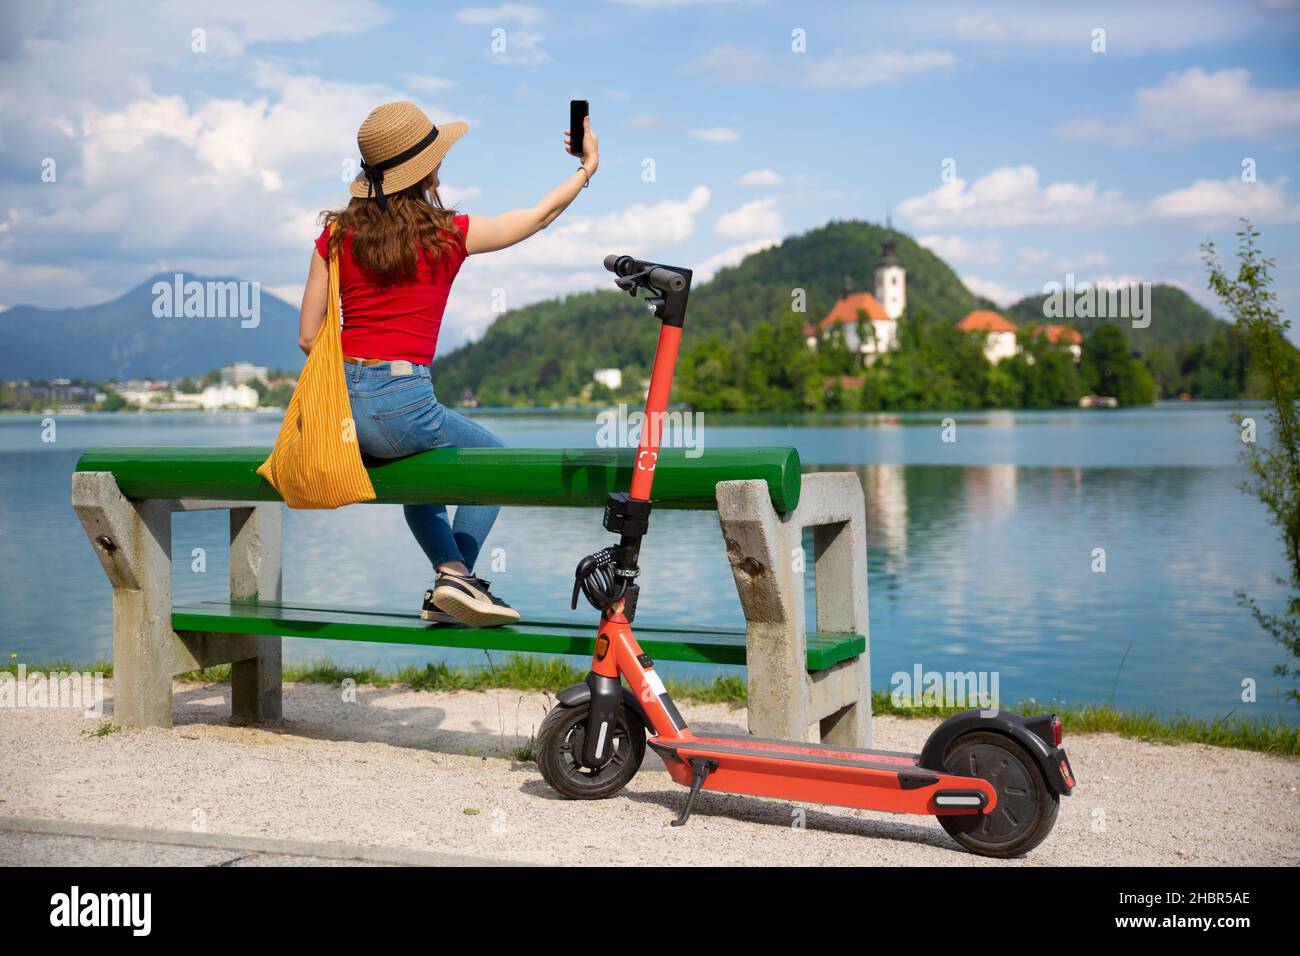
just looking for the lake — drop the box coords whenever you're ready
[0,402,1290,718]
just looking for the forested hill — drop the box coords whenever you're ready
[433,220,993,406]
[1004,284,1225,354]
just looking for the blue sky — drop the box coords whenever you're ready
[2,0,1299,347]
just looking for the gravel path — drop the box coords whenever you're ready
[1,680,1296,866]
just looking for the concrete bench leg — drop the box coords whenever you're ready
[229,505,282,724]
[73,474,180,728]
[717,472,872,747]
[73,473,284,728]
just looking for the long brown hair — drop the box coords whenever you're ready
[320,174,463,282]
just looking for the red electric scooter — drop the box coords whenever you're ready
[536,255,1076,857]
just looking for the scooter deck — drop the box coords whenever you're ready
[648,732,997,816]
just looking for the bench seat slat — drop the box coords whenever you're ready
[171,600,865,672]
[76,446,802,511]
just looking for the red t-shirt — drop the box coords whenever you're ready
[314,213,470,363]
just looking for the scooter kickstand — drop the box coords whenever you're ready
[671,758,718,827]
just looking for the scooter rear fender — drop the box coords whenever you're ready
[917,708,1076,797]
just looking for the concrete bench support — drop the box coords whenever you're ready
[717,472,872,747]
[73,467,871,746]
[72,472,283,729]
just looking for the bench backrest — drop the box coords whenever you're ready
[75,446,802,511]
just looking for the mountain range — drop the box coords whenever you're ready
[0,221,1227,391]
[0,275,303,381]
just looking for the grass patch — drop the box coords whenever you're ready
[871,692,1300,757]
[3,658,113,678]
[508,734,538,763]
[10,655,1297,756]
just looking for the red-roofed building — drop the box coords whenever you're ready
[808,223,906,363]
[1023,323,1084,361]
[815,288,898,360]
[956,310,1019,363]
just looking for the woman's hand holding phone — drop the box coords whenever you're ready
[565,115,598,175]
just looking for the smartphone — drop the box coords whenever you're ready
[569,99,589,157]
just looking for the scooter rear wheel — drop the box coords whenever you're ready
[937,731,1059,858]
[536,701,646,800]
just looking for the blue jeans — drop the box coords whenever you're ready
[345,361,504,573]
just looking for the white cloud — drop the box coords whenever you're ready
[961,276,1025,307]
[715,197,781,239]
[1017,248,1054,268]
[1060,68,1300,144]
[739,169,784,187]
[405,74,457,92]
[439,183,482,207]
[1054,117,1143,147]
[455,4,547,25]
[917,234,1001,265]
[899,166,1134,228]
[688,44,955,89]
[802,50,956,89]
[468,186,712,272]
[913,2,1255,55]
[1137,68,1300,139]
[1012,248,1112,276]
[0,10,465,307]
[899,164,1300,230]
[456,5,550,63]
[440,185,712,344]
[626,113,668,128]
[1148,175,1300,226]
[1063,251,1113,271]
[609,0,762,6]
[688,127,740,144]
[692,237,780,282]
[266,284,305,306]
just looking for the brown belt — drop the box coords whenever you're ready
[342,355,428,367]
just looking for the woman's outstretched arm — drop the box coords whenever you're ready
[465,115,598,255]
[298,250,328,354]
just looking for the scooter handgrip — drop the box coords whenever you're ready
[648,267,685,292]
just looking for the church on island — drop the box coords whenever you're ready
[804,223,905,364]
[805,222,1082,369]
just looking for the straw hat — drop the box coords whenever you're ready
[349,102,468,209]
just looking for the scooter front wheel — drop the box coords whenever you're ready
[536,701,646,800]
[937,731,1059,858]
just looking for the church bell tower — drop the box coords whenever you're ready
[874,217,906,321]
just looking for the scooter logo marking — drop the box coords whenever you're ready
[637,450,657,471]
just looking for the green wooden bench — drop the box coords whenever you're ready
[170,599,865,671]
[73,445,873,746]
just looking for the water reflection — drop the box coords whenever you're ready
[0,407,1288,717]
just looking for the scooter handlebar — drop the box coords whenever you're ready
[604,254,686,292]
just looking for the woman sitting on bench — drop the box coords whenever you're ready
[296,101,600,627]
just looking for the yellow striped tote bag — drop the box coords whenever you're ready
[256,224,376,509]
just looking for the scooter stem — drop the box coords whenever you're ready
[629,322,683,502]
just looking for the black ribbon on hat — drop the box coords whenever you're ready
[360,124,439,211]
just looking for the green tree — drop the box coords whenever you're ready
[677,338,746,411]
[742,314,822,411]
[1082,323,1155,405]
[1203,223,1300,705]
[984,359,1022,408]
[261,382,294,407]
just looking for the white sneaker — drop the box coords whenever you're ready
[431,571,521,628]
[420,589,460,624]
